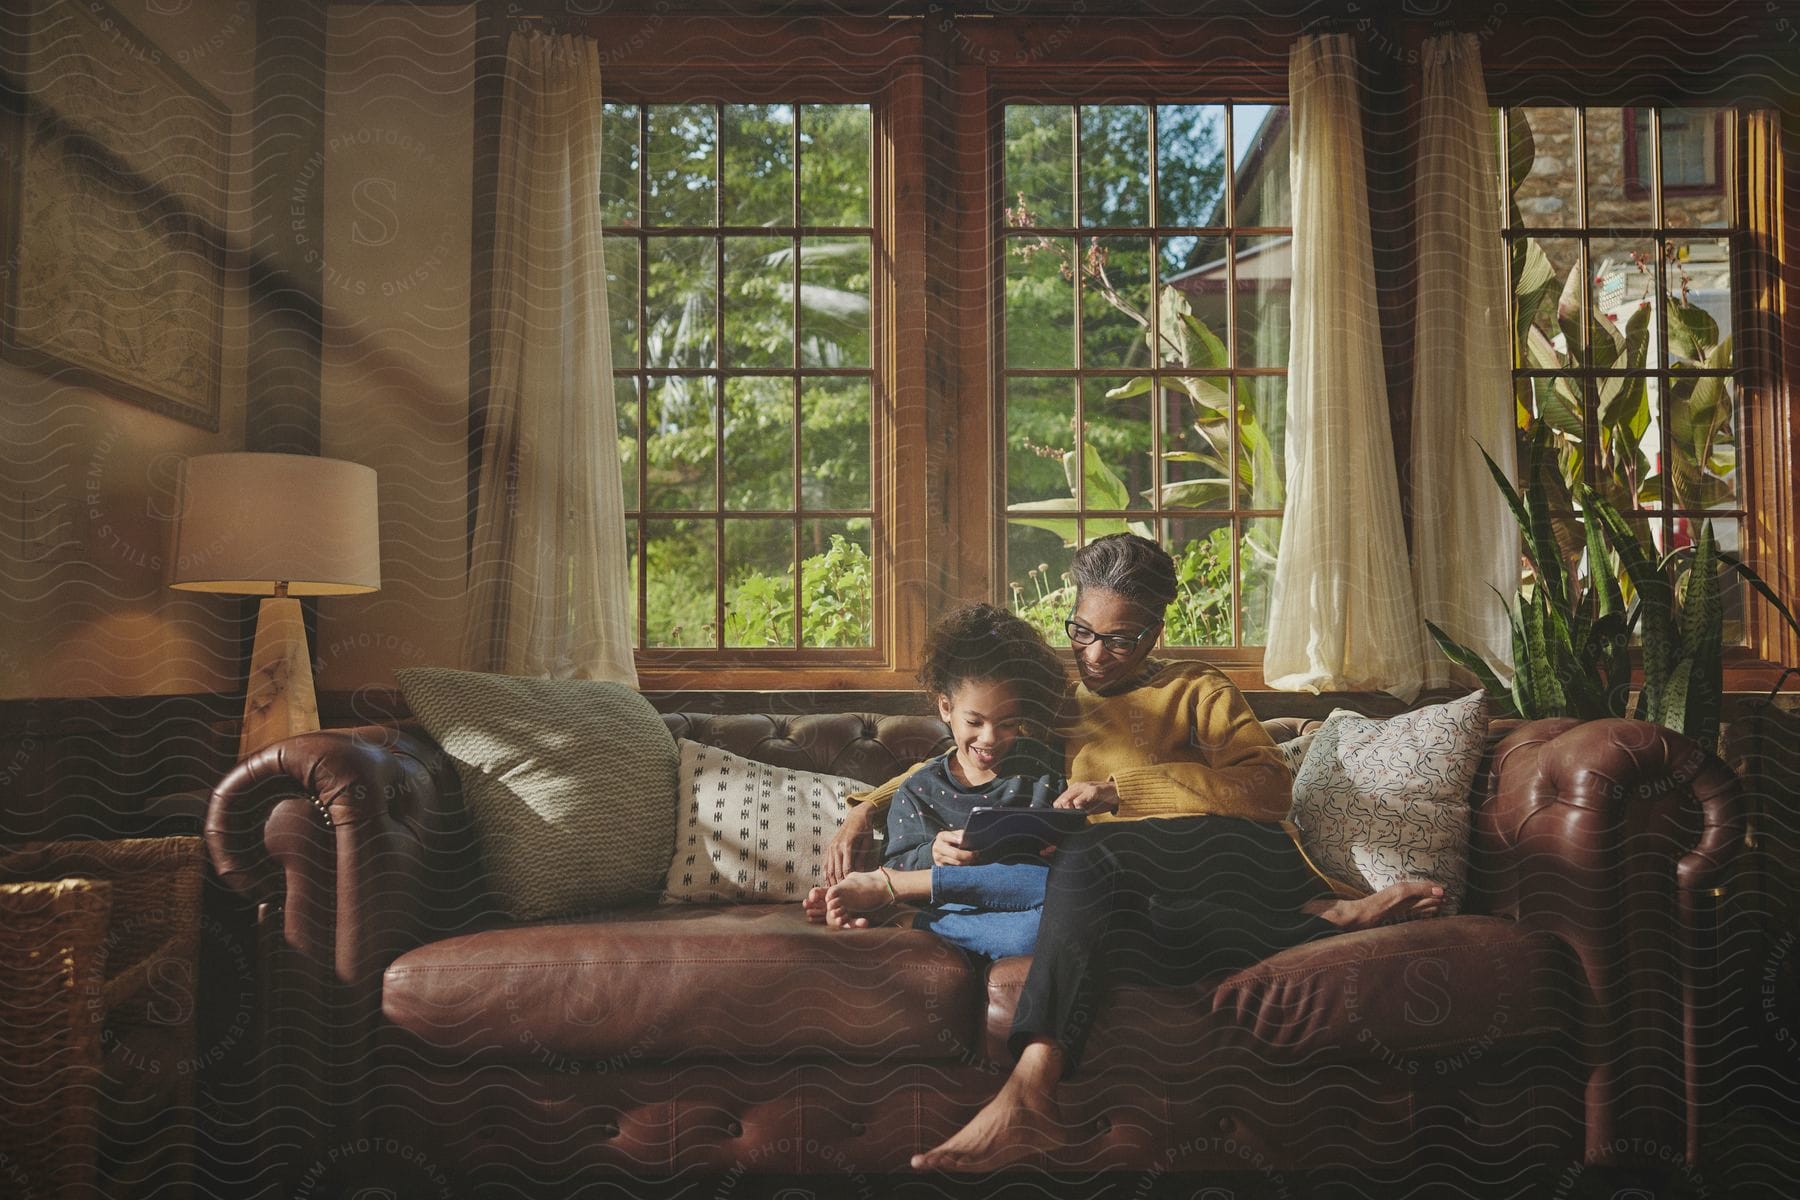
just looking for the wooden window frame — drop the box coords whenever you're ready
[985,90,1292,669]
[517,20,933,691]
[465,11,1800,695]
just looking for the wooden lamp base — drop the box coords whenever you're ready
[238,595,320,760]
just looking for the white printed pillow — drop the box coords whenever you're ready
[1275,729,1318,775]
[661,740,860,904]
[1289,691,1489,914]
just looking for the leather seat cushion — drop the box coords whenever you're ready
[985,916,1572,1068]
[383,903,981,1063]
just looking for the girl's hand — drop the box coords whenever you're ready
[932,829,980,867]
[825,805,878,884]
[1053,780,1120,815]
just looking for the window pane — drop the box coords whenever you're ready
[1156,104,1227,227]
[799,237,870,367]
[1589,237,1655,373]
[1006,105,1073,227]
[1604,376,1657,510]
[604,236,639,368]
[1234,234,1291,368]
[1523,374,1589,470]
[1080,236,1152,367]
[1667,376,1738,511]
[723,376,792,511]
[645,519,715,647]
[1240,517,1280,646]
[1161,259,1229,370]
[1239,375,1287,510]
[1508,107,1577,228]
[625,526,640,645]
[1006,521,1076,643]
[800,518,872,647]
[645,236,716,368]
[1079,105,1149,227]
[800,104,869,226]
[1006,234,1075,368]
[616,377,640,511]
[800,376,870,510]
[1232,105,1290,227]
[723,237,792,367]
[1081,376,1152,512]
[724,520,794,647]
[1006,377,1077,506]
[602,103,640,227]
[1717,519,1745,644]
[1661,109,1731,229]
[723,104,793,228]
[1666,237,1731,369]
[1163,518,1232,647]
[645,104,716,227]
[1160,381,1230,511]
[644,376,716,510]
[1512,236,1582,368]
[1585,107,1651,228]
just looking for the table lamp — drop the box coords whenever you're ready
[168,453,381,760]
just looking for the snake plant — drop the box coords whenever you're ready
[1429,429,1800,751]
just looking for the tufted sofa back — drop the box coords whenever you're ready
[661,712,953,787]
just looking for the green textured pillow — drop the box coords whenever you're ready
[396,667,678,920]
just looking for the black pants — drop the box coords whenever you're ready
[1008,816,1336,1073]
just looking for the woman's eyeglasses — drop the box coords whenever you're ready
[1065,618,1160,656]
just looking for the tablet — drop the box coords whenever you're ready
[960,806,1088,858]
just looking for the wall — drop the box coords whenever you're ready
[0,0,255,700]
[313,3,475,697]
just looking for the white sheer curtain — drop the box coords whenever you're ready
[1411,33,1517,686]
[1264,33,1425,698]
[462,31,637,684]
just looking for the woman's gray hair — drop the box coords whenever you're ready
[1070,533,1178,619]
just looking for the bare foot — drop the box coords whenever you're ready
[802,886,829,924]
[824,871,894,929]
[1319,880,1446,932]
[911,1041,1068,1172]
[909,1077,1065,1171]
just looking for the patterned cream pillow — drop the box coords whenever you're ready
[662,740,858,904]
[1289,691,1489,913]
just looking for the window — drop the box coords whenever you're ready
[1624,107,1726,198]
[1502,105,1745,636]
[999,102,1291,650]
[602,102,877,653]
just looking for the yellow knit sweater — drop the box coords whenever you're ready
[852,660,1359,897]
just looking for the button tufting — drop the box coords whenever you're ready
[1218,1115,1236,1134]
[725,1120,743,1138]
[598,1122,620,1139]
[1093,1115,1111,1135]
[849,1121,867,1137]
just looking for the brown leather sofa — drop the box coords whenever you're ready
[204,709,1741,1188]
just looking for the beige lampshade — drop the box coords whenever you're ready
[168,453,381,595]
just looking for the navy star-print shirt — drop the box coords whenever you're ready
[882,738,1067,871]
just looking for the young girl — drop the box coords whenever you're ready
[807,603,1069,959]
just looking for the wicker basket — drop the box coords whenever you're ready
[0,837,207,1199]
[0,875,112,1199]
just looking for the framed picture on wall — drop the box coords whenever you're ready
[0,0,229,431]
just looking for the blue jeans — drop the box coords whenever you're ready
[910,863,1047,960]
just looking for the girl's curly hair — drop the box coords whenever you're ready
[916,603,1069,733]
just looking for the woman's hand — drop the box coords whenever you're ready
[1053,780,1121,815]
[824,805,878,884]
[931,829,981,867]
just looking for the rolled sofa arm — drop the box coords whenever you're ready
[204,723,486,991]
[1479,716,1744,1165]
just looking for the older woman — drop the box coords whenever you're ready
[823,533,1441,1171]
